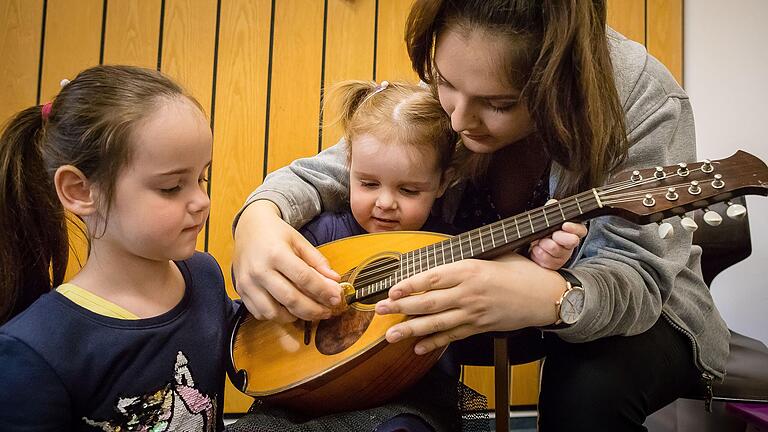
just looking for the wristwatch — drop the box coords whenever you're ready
[554,270,585,326]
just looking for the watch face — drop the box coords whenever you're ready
[560,287,585,325]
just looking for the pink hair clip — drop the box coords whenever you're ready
[41,102,53,120]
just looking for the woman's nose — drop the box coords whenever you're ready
[450,99,480,132]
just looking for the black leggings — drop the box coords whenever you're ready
[538,318,703,431]
[449,318,704,431]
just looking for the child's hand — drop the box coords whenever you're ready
[529,222,587,270]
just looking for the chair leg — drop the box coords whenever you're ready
[494,336,510,432]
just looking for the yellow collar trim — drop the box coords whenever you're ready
[56,283,139,320]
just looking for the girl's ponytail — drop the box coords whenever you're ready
[325,80,379,138]
[0,107,68,324]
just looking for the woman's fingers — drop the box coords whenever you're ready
[384,261,467,301]
[274,237,342,307]
[384,307,474,342]
[259,265,334,321]
[412,324,480,355]
[293,233,341,282]
[235,275,296,323]
[562,221,588,238]
[232,201,340,322]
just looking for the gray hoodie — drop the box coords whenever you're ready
[237,29,729,380]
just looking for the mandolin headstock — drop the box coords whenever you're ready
[599,151,768,224]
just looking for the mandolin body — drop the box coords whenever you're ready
[229,231,449,415]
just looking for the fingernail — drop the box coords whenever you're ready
[414,345,427,355]
[388,330,402,342]
[329,295,340,306]
[390,290,402,299]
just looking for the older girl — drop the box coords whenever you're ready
[0,65,233,431]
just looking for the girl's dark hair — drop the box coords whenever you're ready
[0,65,202,324]
[406,0,628,197]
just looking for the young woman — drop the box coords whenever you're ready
[0,65,234,431]
[231,80,583,431]
[231,1,729,429]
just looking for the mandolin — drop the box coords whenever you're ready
[227,150,768,415]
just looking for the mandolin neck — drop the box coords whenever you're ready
[353,189,603,301]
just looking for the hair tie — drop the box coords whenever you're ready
[373,80,389,95]
[41,102,53,120]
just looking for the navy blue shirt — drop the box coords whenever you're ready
[0,252,235,431]
[300,211,457,247]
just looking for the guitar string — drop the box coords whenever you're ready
[351,192,594,287]
[350,166,720,294]
[351,185,687,291]
[352,174,712,290]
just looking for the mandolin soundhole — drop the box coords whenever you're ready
[315,308,374,355]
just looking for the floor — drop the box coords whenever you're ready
[224,410,539,431]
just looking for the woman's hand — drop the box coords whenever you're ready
[529,222,587,270]
[374,253,567,354]
[232,200,341,322]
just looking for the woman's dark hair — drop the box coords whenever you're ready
[0,65,202,324]
[406,0,628,197]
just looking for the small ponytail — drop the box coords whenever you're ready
[325,80,380,140]
[0,106,69,324]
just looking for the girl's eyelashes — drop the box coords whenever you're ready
[160,171,209,194]
[360,180,378,188]
[400,188,419,196]
[161,185,182,194]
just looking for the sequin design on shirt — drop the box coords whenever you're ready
[83,351,217,432]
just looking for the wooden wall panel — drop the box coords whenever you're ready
[208,0,271,305]
[463,361,541,408]
[647,0,683,85]
[321,0,376,150]
[607,0,646,45]
[265,0,325,172]
[40,0,102,102]
[102,0,162,68]
[161,0,218,251]
[0,0,43,124]
[161,0,217,113]
[209,0,272,413]
[41,0,104,280]
[375,0,416,83]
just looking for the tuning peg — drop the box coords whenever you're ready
[658,221,674,239]
[711,174,725,189]
[680,216,698,232]
[726,202,747,219]
[703,209,723,226]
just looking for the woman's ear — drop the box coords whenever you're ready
[54,165,97,216]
